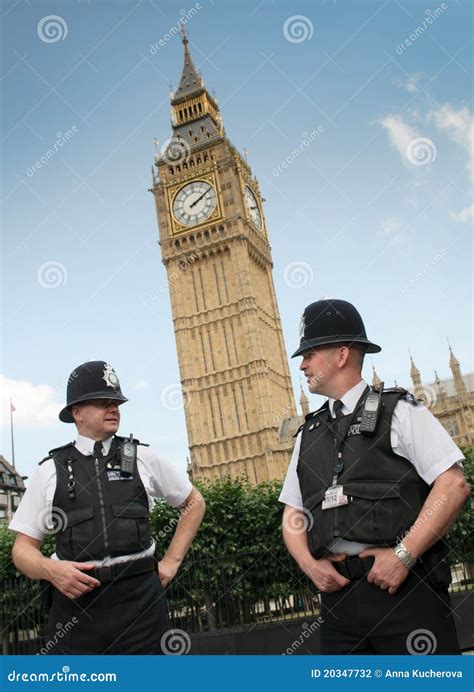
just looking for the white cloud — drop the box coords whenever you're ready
[133,380,151,390]
[428,104,474,179]
[379,115,419,162]
[392,72,423,94]
[450,203,474,223]
[0,375,61,428]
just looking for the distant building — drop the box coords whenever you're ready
[281,344,473,450]
[0,456,27,525]
[403,344,473,448]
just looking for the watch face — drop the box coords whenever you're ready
[244,186,262,230]
[173,181,217,226]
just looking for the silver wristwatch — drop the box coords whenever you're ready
[393,541,417,569]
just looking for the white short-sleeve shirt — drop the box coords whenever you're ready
[9,434,193,567]
[278,379,465,555]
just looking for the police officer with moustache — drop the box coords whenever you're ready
[10,361,205,655]
[279,300,470,655]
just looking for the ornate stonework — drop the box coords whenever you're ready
[151,33,296,482]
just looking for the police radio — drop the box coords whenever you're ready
[120,434,136,475]
[360,382,384,436]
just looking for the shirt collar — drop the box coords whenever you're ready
[75,434,114,456]
[328,379,368,418]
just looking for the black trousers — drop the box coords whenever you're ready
[45,568,170,654]
[320,567,461,655]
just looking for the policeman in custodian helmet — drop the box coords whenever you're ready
[279,299,469,654]
[10,361,205,654]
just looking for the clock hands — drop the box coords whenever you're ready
[190,189,209,209]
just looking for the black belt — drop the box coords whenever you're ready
[89,555,156,583]
[334,556,374,580]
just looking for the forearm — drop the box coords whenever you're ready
[403,468,470,559]
[13,542,54,582]
[164,489,205,565]
[282,506,314,570]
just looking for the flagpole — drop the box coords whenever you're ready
[10,398,15,470]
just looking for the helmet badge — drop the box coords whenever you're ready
[299,312,306,340]
[102,363,119,388]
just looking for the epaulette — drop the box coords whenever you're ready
[294,401,329,437]
[382,387,420,406]
[39,441,75,465]
[114,435,150,447]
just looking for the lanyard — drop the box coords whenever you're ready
[327,385,370,485]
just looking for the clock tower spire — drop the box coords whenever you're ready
[151,34,296,483]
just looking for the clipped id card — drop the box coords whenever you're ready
[322,485,348,510]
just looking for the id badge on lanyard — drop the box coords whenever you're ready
[322,484,348,510]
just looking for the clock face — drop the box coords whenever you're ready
[172,181,217,227]
[244,186,262,230]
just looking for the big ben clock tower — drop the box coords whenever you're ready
[151,29,296,483]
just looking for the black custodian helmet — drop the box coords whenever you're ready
[59,361,128,423]
[292,299,381,358]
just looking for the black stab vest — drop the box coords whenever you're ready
[50,437,153,561]
[297,389,433,559]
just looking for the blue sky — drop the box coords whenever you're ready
[1,0,472,480]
